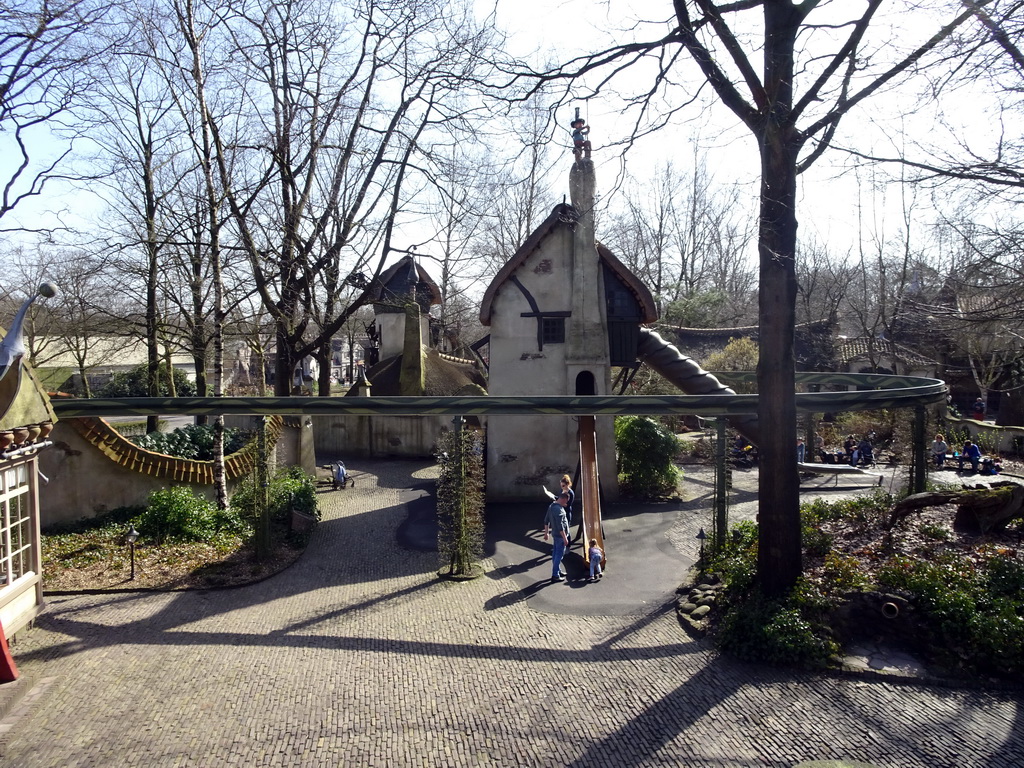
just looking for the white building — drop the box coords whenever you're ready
[479,161,657,501]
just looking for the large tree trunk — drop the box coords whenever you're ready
[274,322,294,397]
[756,3,803,598]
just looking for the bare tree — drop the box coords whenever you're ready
[605,155,757,327]
[0,0,113,227]
[796,239,851,327]
[200,0,501,396]
[85,29,189,431]
[509,1,995,595]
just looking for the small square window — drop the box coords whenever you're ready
[542,317,565,344]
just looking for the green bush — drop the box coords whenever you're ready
[918,522,951,540]
[801,492,893,527]
[140,486,245,543]
[436,427,485,577]
[819,552,868,594]
[716,591,839,668]
[231,466,319,523]
[706,519,840,669]
[877,552,1024,675]
[133,424,251,460]
[99,362,196,398]
[272,466,319,520]
[614,415,681,498]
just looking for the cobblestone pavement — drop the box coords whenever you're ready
[2,460,1023,768]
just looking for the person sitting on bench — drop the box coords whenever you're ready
[958,441,982,472]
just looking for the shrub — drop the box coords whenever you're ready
[819,552,868,594]
[716,591,839,668]
[615,415,681,498]
[702,338,758,394]
[140,486,245,543]
[705,520,759,594]
[133,424,251,460]
[272,466,319,520]
[436,426,485,577]
[801,492,893,527]
[918,522,951,540]
[877,552,1024,675]
[706,519,840,669]
[99,362,196,398]
[231,466,319,523]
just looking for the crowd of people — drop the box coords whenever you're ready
[807,432,875,467]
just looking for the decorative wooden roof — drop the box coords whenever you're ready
[478,203,658,325]
[67,415,283,483]
[667,319,839,371]
[836,337,935,368]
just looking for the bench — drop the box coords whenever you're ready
[798,462,884,486]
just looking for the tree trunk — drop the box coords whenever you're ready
[274,322,294,397]
[317,340,332,397]
[756,3,803,598]
[144,148,160,436]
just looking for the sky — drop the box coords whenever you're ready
[1,0,1012,288]
[484,0,1012,260]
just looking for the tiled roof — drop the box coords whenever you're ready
[836,337,935,367]
[67,415,284,483]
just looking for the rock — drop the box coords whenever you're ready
[691,605,712,619]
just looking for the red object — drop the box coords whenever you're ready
[0,620,19,682]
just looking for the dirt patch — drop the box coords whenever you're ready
[806,492,1023,589]
[43,523,308,592]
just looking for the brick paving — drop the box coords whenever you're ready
[2,459,1022,768]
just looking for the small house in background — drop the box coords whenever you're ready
[479,161,657,501]
[312,255,487,457]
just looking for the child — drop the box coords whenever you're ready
[588,539,603,582]
[570,118,591,162]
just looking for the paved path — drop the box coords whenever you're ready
[2,460,1022,768]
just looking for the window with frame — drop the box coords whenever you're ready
[541,317,565,345]
[0,461,33,587]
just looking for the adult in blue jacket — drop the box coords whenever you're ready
[958,441,982,472]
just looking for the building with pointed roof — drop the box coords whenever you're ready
[479,160,657,501]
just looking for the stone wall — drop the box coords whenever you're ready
[39,416,292,527]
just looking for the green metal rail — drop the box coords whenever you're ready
[51,372,947,418]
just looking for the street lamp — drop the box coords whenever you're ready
[126,525,139,581]
[695,527,707,562]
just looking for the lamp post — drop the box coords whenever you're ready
[695,527,707,562]
[126,525,139,581]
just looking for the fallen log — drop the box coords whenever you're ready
[954,483,1024,533]
[884,490,961,530]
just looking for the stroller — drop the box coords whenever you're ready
[730,438,759,468]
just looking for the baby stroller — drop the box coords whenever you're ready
[332,461,355,490]
[730,440,758,468]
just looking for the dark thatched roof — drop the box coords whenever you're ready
[347,349,486,397]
